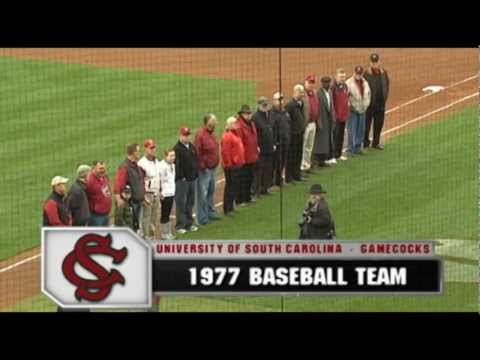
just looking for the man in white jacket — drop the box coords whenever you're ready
[345,66,371,155]
[138,138,162,240]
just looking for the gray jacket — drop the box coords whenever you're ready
[346,76,371,114]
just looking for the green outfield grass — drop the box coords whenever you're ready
[0,56,256,260]
[174,105,478,311]
[6,106,477,312]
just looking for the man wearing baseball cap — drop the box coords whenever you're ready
[66,165,91,226]
[345,65,371,155]
[138,138,162,240]
[43,176,72,226]
[363,52,390,150]
[174,126,199,234]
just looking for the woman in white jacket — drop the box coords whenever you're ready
[345,65,371,155]
[159,149,176,240]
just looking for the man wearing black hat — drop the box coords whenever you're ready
[235,105,259,205]
[363,53,390,150]
[313,76,336,166]
[298,184,336,240]
[252,96,275,196]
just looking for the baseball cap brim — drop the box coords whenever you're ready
[51,176,69,186]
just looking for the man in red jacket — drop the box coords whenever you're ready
[43,176,72,226]
[235,104,259,206]
[331,69,350,161]
[86,160,113,226]
[221,116,246,216]
[195,113,221,225]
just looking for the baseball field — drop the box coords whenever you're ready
[0,48,477,312]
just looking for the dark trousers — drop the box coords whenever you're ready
[223,167,240,214]
[273,144,289,186]
[160,196,174,224]
[333,121,347,158]
[175,179,196,230]
[254,153,274,194]
[236,163,254,204]
[286,132,303,182]
[131,200,142,231]
[364,103,386,147]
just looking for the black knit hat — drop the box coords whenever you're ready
[370,53,380,63]
[308,184,326,194]
[238,104,252,114]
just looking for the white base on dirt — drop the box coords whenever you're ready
[422,85,445,94]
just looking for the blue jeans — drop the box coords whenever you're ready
[196,168,218,225]
[347,111,366,154]
[175,179,197,230]
[88,213,109,226]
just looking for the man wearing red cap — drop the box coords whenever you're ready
[174,127,199,234]
[301,74,319,174]
[137,139,162,240]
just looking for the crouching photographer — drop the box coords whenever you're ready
[298,184,336,240]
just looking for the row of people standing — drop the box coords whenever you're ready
[43,52,390,240]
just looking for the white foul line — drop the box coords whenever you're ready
[385,74,478,114]
[0,254,41,273]
[383,92,478,136]
[0,74,477,274]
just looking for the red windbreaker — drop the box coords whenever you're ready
[235,117,259,164]
[221,130,245,169]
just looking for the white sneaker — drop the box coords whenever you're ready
[340,155,348,161]
[176,228,187,234]
[329,158,337,164]
[188,225,199,232]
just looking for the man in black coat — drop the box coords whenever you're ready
[252,96,275,195]
[66,165,91,226]
[285,84,307,183]
[363,52,390,150]
[271,91,291,187]
[299,184,336,240]
[174,126,199,234]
